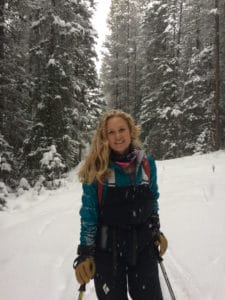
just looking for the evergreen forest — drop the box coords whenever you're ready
[0,0,224,208]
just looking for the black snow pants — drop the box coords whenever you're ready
[94,243,163,300]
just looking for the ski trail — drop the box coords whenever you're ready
[164,250,202,300]
[37,216,57,236]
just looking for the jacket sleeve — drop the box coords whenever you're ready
[147,156,160,214]
[79,181,99,245]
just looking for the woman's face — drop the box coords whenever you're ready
[106,116,131,154]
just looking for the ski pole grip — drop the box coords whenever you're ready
[79,284,86,292]
[154,245,163,263]
[78,284,86,300]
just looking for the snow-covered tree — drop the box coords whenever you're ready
[139,0,181,159]
[0,133,16,208]
[220,1,225,148]
[0,133,13,184]
[181,46,214,154]
[22,0,100,182]
[179,0,216,154]
[0,0,31,152]
[40,145,66,189]
[100,0,143,116]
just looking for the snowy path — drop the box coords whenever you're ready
[0,151,225,299]
[0,176,81,300]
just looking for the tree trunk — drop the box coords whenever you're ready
[195,3,201,50]
[125,0,130,112]
[177,0,183,57]
[0,0,5,132]
[0,0,4,59]
[214,0,221,150]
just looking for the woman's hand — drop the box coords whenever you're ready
[73,245,96,284]
[155,232,168,256]
[75,257,96,284]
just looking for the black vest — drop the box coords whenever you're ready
[97,181,155,265]
[100,184,154,226]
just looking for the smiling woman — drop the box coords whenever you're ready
[73,109,168,300]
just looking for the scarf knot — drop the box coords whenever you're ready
[110,146,139,169]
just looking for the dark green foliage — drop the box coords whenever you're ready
[1,0,104,191]
[0,133,15,208]
[139,0,181,159]
[21,0,101,183]
[101,0,225,158]
[180,47,214,154]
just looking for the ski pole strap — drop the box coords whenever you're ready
[78,284,86,300]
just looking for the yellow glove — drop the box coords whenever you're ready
[73,245,96,285]
[155,232,168,257]
[75,257,96,285]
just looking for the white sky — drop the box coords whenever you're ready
[92,0,111,72]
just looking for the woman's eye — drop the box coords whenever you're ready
[107,131,114,135]
[107,128,126,135]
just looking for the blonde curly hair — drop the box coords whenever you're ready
[78,109,142,184]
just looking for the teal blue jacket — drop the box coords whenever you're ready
[79,150,159,245]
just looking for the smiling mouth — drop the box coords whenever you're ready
[115,141,124,144]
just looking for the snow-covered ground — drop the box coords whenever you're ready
[0,151,225,300]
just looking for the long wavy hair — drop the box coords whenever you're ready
[78,109,142,184]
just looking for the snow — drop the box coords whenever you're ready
[53,15,68,27]
[209,9,218,15]
[147,1,161,10]
[47,58,56,67]
[0,182,8,197]
[31,17,46,29]
[0,162,11,172]
[0,151,225,299]
[171,109,182,117]
[158,106,170,118]
[18,178,30,190]
[40,145,57,166]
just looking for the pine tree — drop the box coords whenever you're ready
[0,1,31,150]
[179,0,215,154]
[0,132,16,209]
[220,0,225,148]
[0,0,31,192]
[214,0,221,150]
[139,0,180,159]
[100,0,142,116]
[0,133,16,186]
[22,0,99,183]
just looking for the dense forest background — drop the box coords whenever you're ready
[0,0,224,208]
[101,0,225,158]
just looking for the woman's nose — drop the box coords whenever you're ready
[115,131,121,139]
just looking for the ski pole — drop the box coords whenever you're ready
[77,284,86,300]
[157,255,176,300]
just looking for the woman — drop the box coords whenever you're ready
[73,109,168,299]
